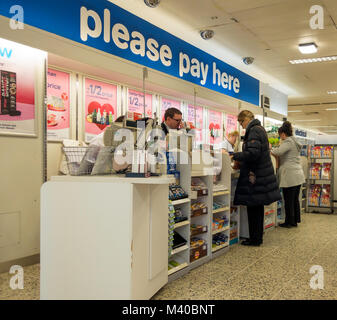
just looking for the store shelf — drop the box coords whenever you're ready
[212,206,230,214]
[213,190,230,197]
[173,220,190,229]
[171,244,189,255]
[212,242,229,252]
[212,225,230,235]
[171,198,190,206]
[168,262,188,276]
[191,171,208,177]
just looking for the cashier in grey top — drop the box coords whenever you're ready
[161,108,185,136]
[219,131,240,153]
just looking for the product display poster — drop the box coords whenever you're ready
[225,114,238,138]
[188,105,203,144]
[128,89,152,117]
[209,109,223,147]
[85,78,117,142]
[0,38,42,136]
[47,68,70,140]
[161,98,181,121]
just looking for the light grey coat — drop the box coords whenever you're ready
[272,136,305,188]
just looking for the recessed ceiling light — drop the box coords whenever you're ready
[298,43,318,54]
[288,110,302,113]
[326,108,337,111]
[289,56,337,64]
[327,91,337,95]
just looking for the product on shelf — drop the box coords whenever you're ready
[311,146,322,158]
[166,152,178,174]
[190,237,207,262]
[310,163,321,180]
[173,208,188,223]
[191,178,207,191]
[190,224,207,236]
[212,215,229,231]
[168,201,175,256]
[321,163,331,180]
[213,200,228,210]
[322,146,333,158]
[168,260,180,270]
[213,184,228,192]
[212,233,229,247]
[172,231,187,249]
[190,237,205,249]
[169,183,188,201]
[320,184,331,207]
[308,184,322,207]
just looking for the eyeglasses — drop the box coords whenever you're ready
[172,117,182,123]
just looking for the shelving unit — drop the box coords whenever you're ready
[230,170,240,245]
[211,153,232,258]
[307,145,334,214]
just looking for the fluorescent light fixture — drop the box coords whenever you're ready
[312,125,337,128]
[289,56,337,64]
[295,119,321,122]
[298,43,318,54]
[288,110,302,113]
[327,91,337,95]
[326,108,337,111]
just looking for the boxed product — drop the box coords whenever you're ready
[191,201,208,217]
[311,146,322,158]
[308,184,322,207]
[190,224,207,236]
[310,163,321,179]
[169,183,188,201]
[190,237,207,262]
[321,163,331,180]
[321,146,333,158]
[320,184,331,207]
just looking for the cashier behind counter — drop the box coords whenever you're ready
[161,108,186,136]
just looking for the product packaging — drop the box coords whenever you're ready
[310,163,321,179]
[321,163,331,180]
[320,184,331,207]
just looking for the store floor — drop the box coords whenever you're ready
[1,213,337,300]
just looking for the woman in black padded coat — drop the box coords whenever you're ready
[232,110,281,246]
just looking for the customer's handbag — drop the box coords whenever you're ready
[232,160,240,170]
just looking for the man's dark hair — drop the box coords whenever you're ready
[164,107,182,121]
[115,115,125,123]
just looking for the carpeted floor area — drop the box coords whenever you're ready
[1,213,337,300]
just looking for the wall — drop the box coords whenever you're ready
[315,135,337,145]
[260,83,288,116]
[0,41,46,264]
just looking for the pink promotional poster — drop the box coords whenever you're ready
[85,78,117,142]
[187,105,203,144]
[47,68,70,140]
[0,39,42,136]
[128,89,152,117]
[208,110,223,146]
[161,97,181,121]
[225,114,238,138]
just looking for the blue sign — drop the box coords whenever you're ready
[0,0,260,105]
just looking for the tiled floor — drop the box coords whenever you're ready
[1,213,337,300]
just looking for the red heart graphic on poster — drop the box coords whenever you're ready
[88,101,114,130]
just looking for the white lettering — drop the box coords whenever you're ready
[200,62,209,85]
[221,72,228,89]
[179,52,190,77]
[190,58,200,78]
[130,31,146,57]
[112,23,130,50]
[213,62,221,86]
[146,38,159,61]
[104,9,111,43]
[160,45,172,67]
[233,78,240,93]
[80,6,102,42]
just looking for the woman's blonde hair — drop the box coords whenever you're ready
[238,110,254,122]
[228,130,240,137]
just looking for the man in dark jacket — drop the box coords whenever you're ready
[161,108,184,136]
[232,110,281,246]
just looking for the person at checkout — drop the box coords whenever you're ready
[219,131,240,154]
[161,108,185,136]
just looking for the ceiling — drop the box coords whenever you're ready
[110,0,337,134]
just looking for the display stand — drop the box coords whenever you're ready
[230,170,241,245]
[41,175,175,300]
[307,145,334,214]
[211,153,232,257]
